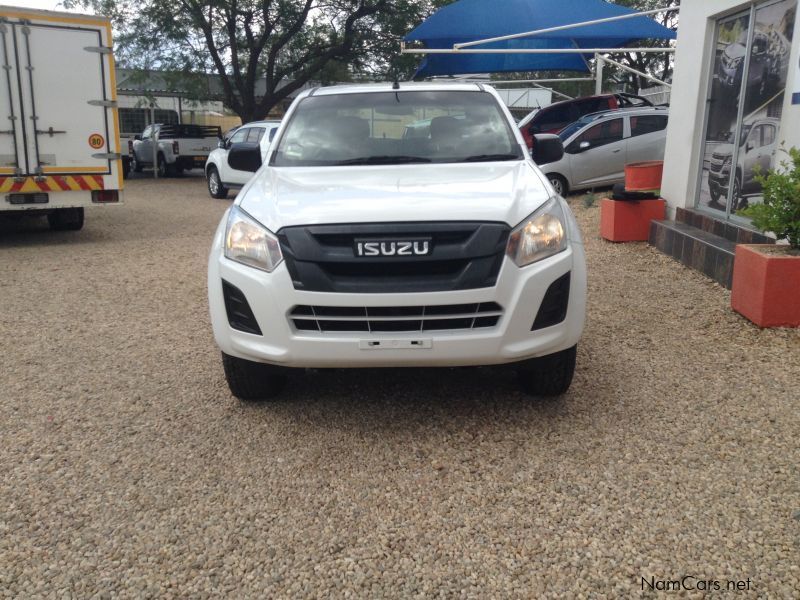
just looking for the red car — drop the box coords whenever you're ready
[519,93,653,148]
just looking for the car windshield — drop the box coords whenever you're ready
[739,124,754,146]
[270,90,524,167]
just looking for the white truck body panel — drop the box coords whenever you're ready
[0,6,122,212]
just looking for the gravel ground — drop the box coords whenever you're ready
[1,177,798,598]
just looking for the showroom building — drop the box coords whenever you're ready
[654,0,798,287]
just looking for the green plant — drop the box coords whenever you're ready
[739,146,800,250]
[583,192,597,208]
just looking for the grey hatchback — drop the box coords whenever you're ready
[537,107,669,195]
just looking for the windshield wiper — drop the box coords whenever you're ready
[335,155,432,165]
[461,153,521,162]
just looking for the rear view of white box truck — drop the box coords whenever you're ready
[0,5,122,230]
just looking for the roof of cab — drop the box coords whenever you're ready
[306,81,486,97]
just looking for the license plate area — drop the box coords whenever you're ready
[359,339,432,350]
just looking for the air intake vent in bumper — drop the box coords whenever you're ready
[290,302,503,333]
[222,281,262,335]
[532,273,570,331]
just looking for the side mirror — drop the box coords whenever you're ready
[579,141,591,151]
[531,134,564,165]
[134,134,142,141]
[228,142,262,172]
[218,139,226,149]
[746,142,754,153]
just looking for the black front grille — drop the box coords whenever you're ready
[278,222,510,293]
[290,302,503,333]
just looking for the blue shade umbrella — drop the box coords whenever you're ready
[404,0,677,77]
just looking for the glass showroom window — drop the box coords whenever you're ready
[697,0,796,219]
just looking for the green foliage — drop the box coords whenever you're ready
[739,147,800,249]
[64,0,395,121]
[583,192,597,208]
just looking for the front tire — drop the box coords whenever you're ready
[548,173,568,196]
[131,153,143,173]
[207,166,229,199]
[47,208,84,231]
[221,352,287,400]
[516,345,577,397]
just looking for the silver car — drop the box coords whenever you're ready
[538,107,669,195]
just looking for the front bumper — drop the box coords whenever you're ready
[208,220,586,369]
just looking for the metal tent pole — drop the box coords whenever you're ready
[595,54,604,94]
[453,6,681,49]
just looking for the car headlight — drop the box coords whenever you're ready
[224,205,283,272]
[506,197,567,267]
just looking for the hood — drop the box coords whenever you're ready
[237,161,553,232]
[712,143,734,158]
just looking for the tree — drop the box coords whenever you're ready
[612,0,680,90]
[66,0,392,122]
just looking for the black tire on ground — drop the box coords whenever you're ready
[207,166,229,199]
[709,185,720,203]
[157,154,176,177]
[547,173,568,196]
[221,352,288,400]
[732,173,742,206]
[122,157,131,180]
[47,207,84,231]
[516,345,577,397]
[131,153,143,173]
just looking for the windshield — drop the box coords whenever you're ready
[270,90,524,167]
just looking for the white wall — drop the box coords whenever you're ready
[661,0,800,215]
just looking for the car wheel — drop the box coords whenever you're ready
[709,185,720,203]
[122,157,130,180]
[131,153,143,173]
[207,166,229,199]
[157,154,175,177]
[548,174,568,196]
[516,345,577,397]
[221,352,288,401]
[732,173,742,207]
[47,208,84,231]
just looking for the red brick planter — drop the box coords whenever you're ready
[624,161,664,192]
[731,244,800,328]
[600,198,666,242]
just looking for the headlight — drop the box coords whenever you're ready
[224,205,283,272]
[506,197,567,267]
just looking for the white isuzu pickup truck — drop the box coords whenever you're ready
[208,83,586,400]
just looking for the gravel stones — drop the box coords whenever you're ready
[1,178,798,597]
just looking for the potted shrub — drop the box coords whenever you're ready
[731,147,800,327]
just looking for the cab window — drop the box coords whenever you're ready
[229,128,249,144]
[246,127,265,143]
[761,124,776,147]
[630,115,668,137]
[573,118,623,150]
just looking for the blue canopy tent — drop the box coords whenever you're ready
[404,0,677,78]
